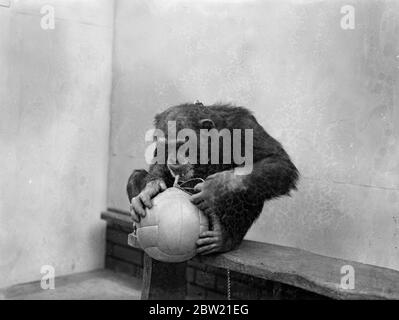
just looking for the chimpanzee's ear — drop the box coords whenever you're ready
[199,118,215,129]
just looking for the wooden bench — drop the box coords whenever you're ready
[102,210,399,300]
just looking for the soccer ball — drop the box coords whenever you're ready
[137,187,209,263]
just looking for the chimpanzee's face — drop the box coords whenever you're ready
[154,104,229,182]
[165,139,195,180]
[157,129,217,182]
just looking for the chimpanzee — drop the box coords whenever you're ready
[127,102,299,255]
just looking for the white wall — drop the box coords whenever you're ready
[0,0,114,288]
[108,0,399,270]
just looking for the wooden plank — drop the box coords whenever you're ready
[141,253,187,300]
[103,211,187,299]
[101,210,132,230]
[128,233,399,300]
[101,210,131,223]
[108,211,399,300]
[127,233,187,299]
[196,241,399,300]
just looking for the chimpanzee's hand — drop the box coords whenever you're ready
[196,213,232,255]
[190,170,246,216]
[191,171,243,255]
[129,179,167,223]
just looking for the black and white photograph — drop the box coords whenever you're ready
[0,0,399,308]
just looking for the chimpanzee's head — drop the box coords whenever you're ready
[154,101,224,133]
[152,101,243,182]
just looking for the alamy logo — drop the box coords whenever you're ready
[40,5,55,30]
[340,265,355,290]
[145,121,254,175]
[340,5,355,30]
[40,265,55,290]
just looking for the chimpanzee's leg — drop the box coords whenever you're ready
[126,169,149,202]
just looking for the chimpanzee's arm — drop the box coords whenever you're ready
[226,114,299,248]
[240,115,299,202]
[194,112,299,252]
[127,163,173,223]
[126,164,170,202]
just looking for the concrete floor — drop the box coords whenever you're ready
[0,270,141,300]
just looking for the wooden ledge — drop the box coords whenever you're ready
[102,210,399,300]
[195,241,399,300]
[101,209,132,229]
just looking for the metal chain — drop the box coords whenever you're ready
[227,269,231,300]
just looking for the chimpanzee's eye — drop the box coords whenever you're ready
[199,118,215,129]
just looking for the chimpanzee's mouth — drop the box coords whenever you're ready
[167,163,194,181]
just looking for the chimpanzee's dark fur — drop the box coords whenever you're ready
[127,103,299,251]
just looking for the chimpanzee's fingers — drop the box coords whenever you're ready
[146,183,161,198]
[131,197,146,218]
[208,213,222,231]
[204,207,214,216]
[159,180,167,191]
[196,237,218,246]
[193,182,204,192]
[139,192,152,209]
[196,201,209,211]
[142,179,160,196]
[197,244,217,254]
[190,191,205,204]
[205,173,217,179]
[131,213,140,223]
[200,247,219,255]
[199,231,218,238]
[129,203,141,223]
